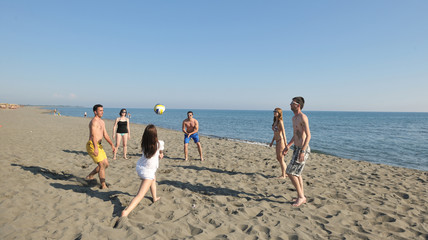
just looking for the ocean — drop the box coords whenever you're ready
[50,107,428,171]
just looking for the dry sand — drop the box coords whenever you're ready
[0,107,427,239]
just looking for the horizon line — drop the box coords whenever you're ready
[25,104,428,113]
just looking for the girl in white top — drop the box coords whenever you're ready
[121,124,164,218]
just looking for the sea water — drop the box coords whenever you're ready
[51,107,428,171]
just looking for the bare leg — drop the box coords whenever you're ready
[122,134,128,159]
[121,179,154,217]
[288,174,306,207]
[298,175,304,196]
[276,141,286,178]
[98,159,109,189]
[196,142,204,161]
[150,177,160,202]
[114,133,122,160]
[86,165,100,180]
[184,143,189,161]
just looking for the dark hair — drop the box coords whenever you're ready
[141,124,158,159]
[187,111,193,115]
[93,104,103,112]
[293,97,305,110]
[119,108,127,116]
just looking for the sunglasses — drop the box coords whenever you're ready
[121,111,127,114]
[290,101,299,105]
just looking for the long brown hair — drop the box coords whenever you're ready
[141,124,158,158]
[273,108,283,126]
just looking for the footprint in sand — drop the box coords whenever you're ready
[113,217,130,229]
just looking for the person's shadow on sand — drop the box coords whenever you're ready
[62,149,89,156]
[163,156,186,161]
[172,165,271,179]
[11,163,131,217]
[49,182,130,216]
[158,180,286,204]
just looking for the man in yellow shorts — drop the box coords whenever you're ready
[86,104,116,189]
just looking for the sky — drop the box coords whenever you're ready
[1,1,427,112]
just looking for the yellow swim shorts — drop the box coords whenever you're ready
[86,140,107,164]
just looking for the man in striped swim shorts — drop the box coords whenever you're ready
[283,97,312,207]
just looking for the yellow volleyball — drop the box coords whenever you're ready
[154,104,165,115]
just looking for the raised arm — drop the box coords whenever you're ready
[159,140,165,159]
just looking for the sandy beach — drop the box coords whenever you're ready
[0,107,426,239]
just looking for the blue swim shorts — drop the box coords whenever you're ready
[184,133,200,144]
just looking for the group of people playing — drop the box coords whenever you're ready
[84,96,311,218]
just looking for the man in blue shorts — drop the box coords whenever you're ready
[182,111,204,161]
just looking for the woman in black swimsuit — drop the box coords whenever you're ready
[113,108,131,159]
[269,108,287,179]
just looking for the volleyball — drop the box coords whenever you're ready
[154,104,166,115]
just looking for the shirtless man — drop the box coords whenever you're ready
[86,104,116,189]
[182,111,204,161]
[282,97,311,207]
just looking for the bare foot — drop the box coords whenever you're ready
[185,158,188,161]
[124,156,128,160]
[292,197,307,207]
[200,158,204,162]
[121,209,129,218]
[153,197,161,202]
[85,175,95,180]
[275,175,287,179]
[100,184,108,189]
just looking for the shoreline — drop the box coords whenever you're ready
[43,106,427,172]
[1,106,426,239]
[36,105,428,113]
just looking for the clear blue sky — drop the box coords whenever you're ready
[1,1,427,112]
